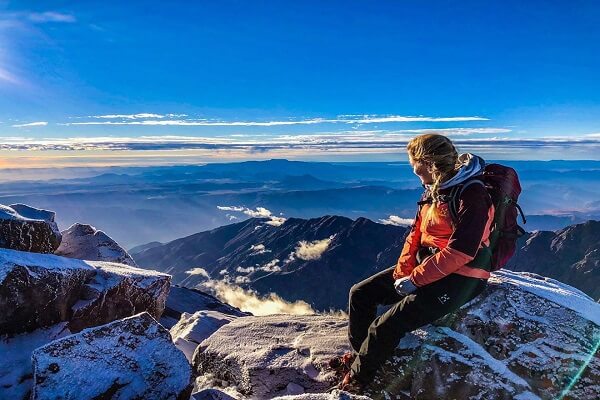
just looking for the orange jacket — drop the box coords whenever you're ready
[393,180,494,286]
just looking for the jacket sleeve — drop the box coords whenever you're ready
[409,183,492,287]
[393,210,422,280]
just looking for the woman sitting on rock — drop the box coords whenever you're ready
[333,133,494,393]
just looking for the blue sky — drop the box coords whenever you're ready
[1,1,599,167]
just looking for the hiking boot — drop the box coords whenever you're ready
[338,371,365,394]
[327,351,356,374]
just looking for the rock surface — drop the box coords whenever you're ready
[32,312,192,400]
[0,204,62,253]
[171,310,237,362]
[192,271,600,399]
[55,223,138,266]
[193,315,351,398]
[0,248,170,335]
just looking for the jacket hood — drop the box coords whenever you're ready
[425,153,485,191]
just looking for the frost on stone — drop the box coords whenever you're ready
[55,223,138,267]
[31,312,192,400]
[193,315,351,398]
[0,204,62,253]
[0,248,171,335]
[171,310,237,361]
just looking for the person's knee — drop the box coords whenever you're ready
[349,282,366,302]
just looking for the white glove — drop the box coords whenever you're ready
[394,277,417,296]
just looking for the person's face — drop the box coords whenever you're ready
[409,155,434,185]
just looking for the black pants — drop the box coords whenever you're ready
[348,267,487,383]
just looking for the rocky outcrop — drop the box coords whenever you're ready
[0,248,171,399]
[171,311,237,362]
[0,204,62,253]
[0,248,170,335]
[191,271,600,399]
[32,312,192,400]
[55,223,138,267]
[193,315,351,398]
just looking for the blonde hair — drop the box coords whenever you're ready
[407,134,461,222]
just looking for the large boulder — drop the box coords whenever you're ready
[171,310,237,362]
[192,271,600,399]
[193,315,351,398]
[67,260,171,332]
[0,248,170,335]
[32,312,192,400]
[55,223,138,267]
[0,204,61,253]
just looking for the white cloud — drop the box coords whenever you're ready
[0,67,21,86]
[185,267,210,278]
[11,121,48,128]
[63,114,488,127]
[295,235,335,261]
[250,244,270,255]
[261,259,281,272]
[86,113,187,120]
[236,266,256,274]
[200,280,315,316]
[379,215,414,226]
[27,12,76,23]
[217,205,287,227]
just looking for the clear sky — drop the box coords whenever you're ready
[1,0,599,167]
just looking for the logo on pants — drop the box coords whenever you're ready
[437,293,450,304]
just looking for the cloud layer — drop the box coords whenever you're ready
[200,280,315,316]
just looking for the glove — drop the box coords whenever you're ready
[394,277,417,296]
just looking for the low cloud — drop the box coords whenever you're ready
[12,121,48,128]
[250,244,270,255]
[185,267,210,278]
[200,280,315,316]
[295,235,335,261]
[379,215,414,226]
[217,205,287,227]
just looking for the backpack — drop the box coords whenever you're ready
[446,163,527,271]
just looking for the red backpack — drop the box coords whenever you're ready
[447,163,527,271]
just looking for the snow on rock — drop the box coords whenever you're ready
[272,391,371,400]
[192,315,351,398]
[31,312,192,400]
[0,323,71,400]
[161,285,251,329]
[55,223,138,267]
[0,249,172,399]
[192,271,599,400]
[0,248,170,335]
[0,203,62,253]
[170,310,237,362]
[67,259,171,333]
[0,248,95,335]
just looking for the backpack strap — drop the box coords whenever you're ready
[448,178,486,225]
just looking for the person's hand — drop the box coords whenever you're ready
[394,277,417,296]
